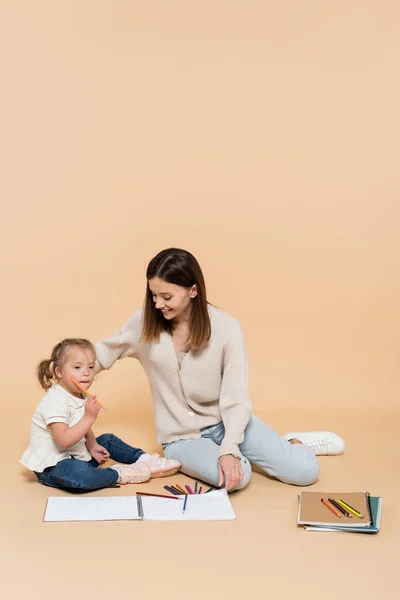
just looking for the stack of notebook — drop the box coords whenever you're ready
[297,491,382,533]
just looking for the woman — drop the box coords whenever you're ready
[95,248,344,491]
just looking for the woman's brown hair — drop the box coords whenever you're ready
[37,338,95,390]
[141,248,211,349]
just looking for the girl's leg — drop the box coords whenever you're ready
[239,416,320,486]
[163,436,252,490]
[95,433,145,464]
[36,458,119,492]
[96,433,180,478]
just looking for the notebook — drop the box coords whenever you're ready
[297,491,381,533]
[43,490,236,522]
[304,496,382,533]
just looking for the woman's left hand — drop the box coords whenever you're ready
[218,454,243,491]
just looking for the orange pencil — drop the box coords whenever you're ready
[71,377,108,411]
[321,498,342,518]
[174,483,188,495]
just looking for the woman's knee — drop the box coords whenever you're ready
[282,455,320,486]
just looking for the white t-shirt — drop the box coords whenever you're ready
[20,384,92,473]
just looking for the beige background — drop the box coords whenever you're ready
[1,2,399,599]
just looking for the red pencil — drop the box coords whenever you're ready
[136,492,180,500]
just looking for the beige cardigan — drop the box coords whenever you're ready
[95,305,252,457]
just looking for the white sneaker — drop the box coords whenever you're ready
[137,454,181,478]
[111,463,151,484]
[282,431,345,455]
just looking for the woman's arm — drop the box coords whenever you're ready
[94,310,142,373]
[218,319,252,458]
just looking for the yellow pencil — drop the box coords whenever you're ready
[337,499,364,518]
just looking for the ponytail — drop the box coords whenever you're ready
[37,359,55,390]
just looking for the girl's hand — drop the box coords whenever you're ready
[90,444,110,465]
[218,454,243,492]
[84,396,101,419]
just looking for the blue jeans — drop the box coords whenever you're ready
[36,433,145,493]
[163,416,319,491]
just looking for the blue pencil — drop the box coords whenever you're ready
[194,481,198,494]
[183,494,188,514]
[164,485,180,496]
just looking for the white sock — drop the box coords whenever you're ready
[137,453,152,462]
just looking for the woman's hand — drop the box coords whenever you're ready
[218,454,243,492]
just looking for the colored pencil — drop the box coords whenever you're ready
[170,485,183,495]
[204,486,214,494]
[194,482,198,494]
[163,485,180,496]
[71,378,107,410]
[198,486,203,494]
[174,484,188,495]
[185,485,194,495]
[321,498,342,518]
[337,499,364,518]
[183,494,188,513]
[328,498,351,517]
[136,492,180,500]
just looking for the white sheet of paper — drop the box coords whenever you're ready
[43,490,235,522]
[44,496,138,522]
[142,490,236,521]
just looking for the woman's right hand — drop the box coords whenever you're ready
[84,396,101,419]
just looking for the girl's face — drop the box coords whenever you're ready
[149,277,197,321]
[55,347,95,397]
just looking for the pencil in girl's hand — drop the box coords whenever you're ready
[183,494,188,514]
[71,378,108,411]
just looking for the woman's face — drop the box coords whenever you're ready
[148,277,197,321]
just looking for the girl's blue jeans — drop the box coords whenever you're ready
[35,433,144,493]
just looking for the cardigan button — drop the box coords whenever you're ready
[188,411,194,417]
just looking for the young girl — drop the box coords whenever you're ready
[20,338,180,492]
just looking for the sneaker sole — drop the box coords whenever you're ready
[126,475,151,484]
[150,466,180,478]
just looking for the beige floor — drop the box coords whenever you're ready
[2,407,397,600]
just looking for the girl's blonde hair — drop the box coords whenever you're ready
[37,338,95,391]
